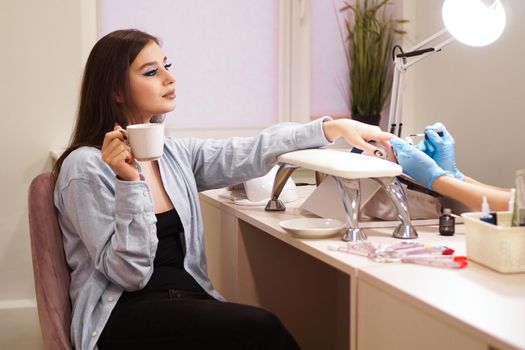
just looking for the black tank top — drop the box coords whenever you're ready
[136,208,204,293]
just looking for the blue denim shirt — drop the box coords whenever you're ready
[54,119,330,349]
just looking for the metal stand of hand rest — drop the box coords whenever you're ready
[373,177,418,240]
[333,177,366,241]
[264,163,299,211]
[265,149,418,241]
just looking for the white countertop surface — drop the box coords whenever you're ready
[201,185,525,350]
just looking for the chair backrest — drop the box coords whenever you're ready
[28,172,72,350]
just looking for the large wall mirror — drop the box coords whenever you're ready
[405,0,524,187]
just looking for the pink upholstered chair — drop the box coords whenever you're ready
[28,172,72,350]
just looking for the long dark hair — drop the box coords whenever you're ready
[52,29,161,180]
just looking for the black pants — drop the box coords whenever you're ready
[98,289,300,350]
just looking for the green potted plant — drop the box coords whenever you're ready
[341,0,406,125]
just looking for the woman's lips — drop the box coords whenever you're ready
[163,89,176,99]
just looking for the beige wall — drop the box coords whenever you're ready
[403,0,525,187]
[0,0,86,347]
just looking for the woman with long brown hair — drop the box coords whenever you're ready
[54,29,394,349]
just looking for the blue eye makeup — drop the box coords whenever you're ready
[142,63,172,77]
[143,68,158,77]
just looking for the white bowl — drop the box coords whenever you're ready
[279,218,346,239]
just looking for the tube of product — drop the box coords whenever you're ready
[512,169,525,227]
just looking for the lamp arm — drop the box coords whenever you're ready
[404,36,455,69]
[408,28,448,52]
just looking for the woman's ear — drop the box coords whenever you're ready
[114,91,124,103]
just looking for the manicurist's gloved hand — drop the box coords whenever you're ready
[416,122,465,181]
[390,138,449,189]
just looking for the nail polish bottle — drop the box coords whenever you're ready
[480,195,497,225]
[439,208,455,236]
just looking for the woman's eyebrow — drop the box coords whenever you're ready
[138,57,168,70]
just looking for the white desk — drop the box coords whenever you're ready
[200,186,525,350]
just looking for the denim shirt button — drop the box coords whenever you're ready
[92,331,97,337]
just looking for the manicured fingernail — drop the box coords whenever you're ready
[374,149,384,157]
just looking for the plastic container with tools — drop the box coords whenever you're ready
[462,211,525,273]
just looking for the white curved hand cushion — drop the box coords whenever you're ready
[277,149,402,179]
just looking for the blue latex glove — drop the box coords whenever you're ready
[415,122,464,181]
[390,138,449,189]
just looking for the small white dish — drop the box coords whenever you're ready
[279,218,346,239]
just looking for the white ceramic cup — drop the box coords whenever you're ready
[120,123,164,161]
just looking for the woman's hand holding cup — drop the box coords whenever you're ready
[101,124,141,181]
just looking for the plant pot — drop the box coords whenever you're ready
[351,114,381,126]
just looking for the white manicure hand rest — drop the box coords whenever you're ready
[277,149,402,179]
